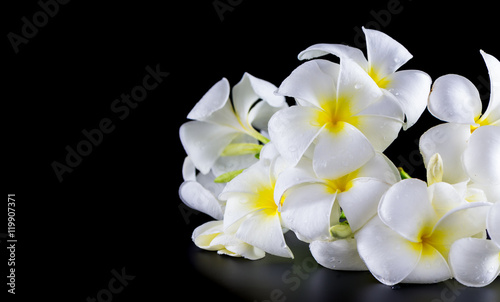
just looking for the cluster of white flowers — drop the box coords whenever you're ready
[179,28,500,287]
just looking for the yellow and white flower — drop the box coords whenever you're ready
[217,144,294,258]
[356,178,491,285]
[428,51,500,129]
[180,73,287,175]
[269,58,404,179]
[274,152,400,270]
[298,27,432,130]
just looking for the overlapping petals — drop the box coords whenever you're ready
[428,50,500,128]
[178,28,500,288]
[180,73,287,174]
[449,202,500,287]
[356,179,491,285]
[269,58,404,178]
[219,144,294,258]
[298,27,431,129]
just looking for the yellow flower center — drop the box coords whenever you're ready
[316,96,360,132]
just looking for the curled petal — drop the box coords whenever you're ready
[187,78,230,121]
[276,59,339,108]
[233,72,286,128]
[480,50,500,125]
[449,237,500,287]
[192,221,265,260]
[463,125,500,185]
[298,43,369,70]
[363,27,412,80]
[428,74,482,125]
[179,180,224,220]
[310,238,368,271]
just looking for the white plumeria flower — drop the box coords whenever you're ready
[219,144,294,259]
[192,220,265,260]
[419,123,500,202]
[179,157,226,220]
[449,202,500,287]
[298,27,432,130]
[180,73,287,175]
[274,152,400,269]
[356,178,491,286]
[269,58,404,179]
[428,50,500,130]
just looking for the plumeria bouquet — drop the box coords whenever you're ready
[179,28,500,287]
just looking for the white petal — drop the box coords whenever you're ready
[179,181,224,220]
[221,160,274,230]
[378,179,438,242]
[353,94,404,152]
[419,123,471,184]
[310,238,368,271]
[356,216,420,286]
[213,234,266,260]
[235,209,293,258]
[449,238,500,287]
[187,78,230,120]
[355,152,401,184]
[402,243,452,284]
[428,201,491,259]
[276,59,339,108]
[337,57,383,115]
[487,202,500,247]
[192,220,225,250]
[268,106,324,166]
[273,157,319,204]
[280,183,337,242]
[179,121,240,174]
[232,73,285,128]
[248,100,288,131]
[428,74,482,125]
[480,50,500,125]
[363,27,413,79]
[182,156,196,181]
[337,178,390,232]
[298,43,369,70]
[313,123,375,179]
[427,182,465,219]
[463,125,500,185]
[384,70,432,129]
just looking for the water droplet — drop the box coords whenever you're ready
[354,83,363,89]
[288,146,297,152]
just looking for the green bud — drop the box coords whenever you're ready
[330,223,352,239]
[214,169,245,183]
[221,143,263,156]
[398,167,412,180]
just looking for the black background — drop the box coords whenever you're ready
[4,0,500,301]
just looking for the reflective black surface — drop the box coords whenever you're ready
[189,231,500,302]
